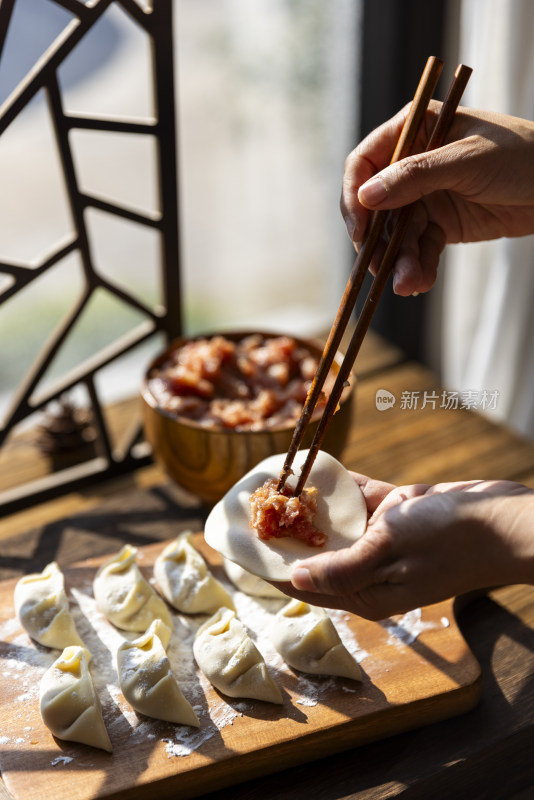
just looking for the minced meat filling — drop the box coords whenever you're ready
[147,334,332,432]
[249,478,327,548]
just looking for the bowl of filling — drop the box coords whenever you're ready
[141,331,355,504]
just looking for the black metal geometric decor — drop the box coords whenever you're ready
[0,0,182,514]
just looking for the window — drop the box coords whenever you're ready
[0,0,362,508]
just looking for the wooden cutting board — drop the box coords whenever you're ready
[0,536,482,800]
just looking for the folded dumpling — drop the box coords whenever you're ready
[269,600,361,680]
[93,544,172,632]
[14,562,85,651]
[117,619,199,726]
[193,606,282,704]
[154,533,234,614]
[40,645,112,752]
[223,558,287,599]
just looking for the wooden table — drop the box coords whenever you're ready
[2,331,534,799]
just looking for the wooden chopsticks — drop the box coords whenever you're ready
[279,60,472,496]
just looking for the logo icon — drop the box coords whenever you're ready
[375,389,396,411]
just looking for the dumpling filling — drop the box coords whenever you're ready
[249,478,327,548]
[147,334,332,431]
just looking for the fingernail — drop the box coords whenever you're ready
[359,175,388,207]
[393,271,402,295]
[291,567,316,592]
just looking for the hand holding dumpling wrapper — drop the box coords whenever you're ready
[204,449,367,583]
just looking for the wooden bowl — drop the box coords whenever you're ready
[141,331,355,505]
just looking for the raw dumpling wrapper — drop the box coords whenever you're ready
[40,645,112,752]
[270,599,361,680]
[193,606,282,704]
[223,558,287,599]
[205,449,367,581]
[14,561,85,651]
[117,619,199,726]
[154,533,234,614]
[93,544,172,632]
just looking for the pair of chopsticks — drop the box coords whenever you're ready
[279,57,472,496]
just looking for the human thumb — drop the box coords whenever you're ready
[358,148,457,211]
[291,537,379,596]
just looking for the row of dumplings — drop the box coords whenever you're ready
[13,534,361,752]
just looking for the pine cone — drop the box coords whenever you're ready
[36,398,97,458]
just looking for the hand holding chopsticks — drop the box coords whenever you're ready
[279,59,472,496]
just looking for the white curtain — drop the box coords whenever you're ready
[440,0,534,438]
